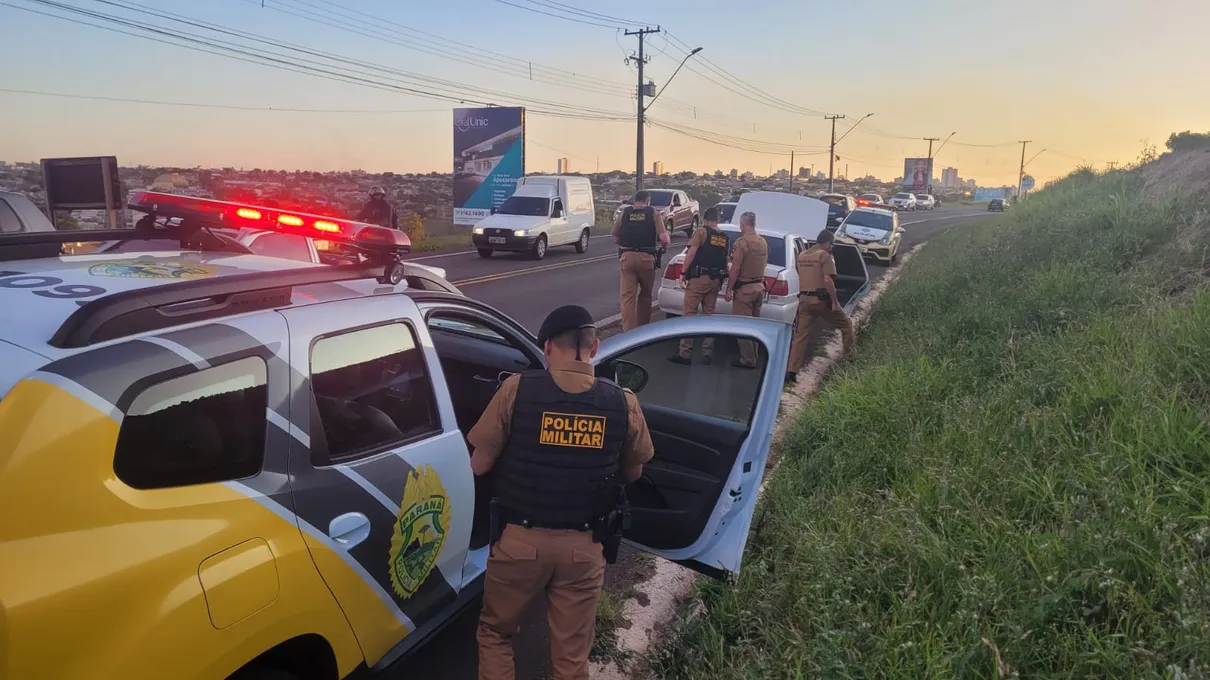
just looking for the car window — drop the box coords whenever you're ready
[843,211,895,232]
[247,232,313,263]
[820,195,848,206]
[645,192,674,207]
[895,193,913,199]
[114,356,268,490]
[310,323,441,463]
[429,315,507,343]
[497,195,550,216]
[721,230,786,267]
[603,336,769,425]
[715,203,737,223]
[0,199,22,233]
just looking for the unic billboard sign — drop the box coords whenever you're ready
[902,157,933,192]
[452,107,525,225]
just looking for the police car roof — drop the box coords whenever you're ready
[0,249,398,360]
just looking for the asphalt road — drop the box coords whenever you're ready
[409,206,991,334]
[389,205,993,680]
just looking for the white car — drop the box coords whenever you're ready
[658,194,870,324]
[914,194,936,210]
[889,192,917,211]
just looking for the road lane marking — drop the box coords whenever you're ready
[453,253,618,287]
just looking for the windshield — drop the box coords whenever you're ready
[645,191,674,207]
[894,193,913,200]
[916,194,930,200]
[715,203,737,223]
[860,194,881,201]
[841,211,894,233]
[497,195,550,216]
[720,230,786,267]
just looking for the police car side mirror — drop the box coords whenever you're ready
[613,360,649,393]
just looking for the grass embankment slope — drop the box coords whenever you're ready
[653,150,1210,678]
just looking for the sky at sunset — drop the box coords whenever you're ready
[3,0,1208,186]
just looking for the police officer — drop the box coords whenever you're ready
[356,186,399,229]
[669,206,729,365]
[613,190,671,332]
[724,211,768,368]
[468,305,655,680]
[786,229,855,382]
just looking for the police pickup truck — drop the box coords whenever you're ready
[0,192,789,680]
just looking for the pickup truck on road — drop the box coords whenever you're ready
[614,189,700,236]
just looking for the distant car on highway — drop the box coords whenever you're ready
[856,193,884,206]
[988,198,1010,212]
[889,192,917,211]
[914,194,936,210]
[658,192,869,324]
[613,189,700,236]
[472,175,595,260]
[834,206,904,266]
[712,201,739,225]
[819,193,857,231]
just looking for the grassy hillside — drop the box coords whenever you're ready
[651,152,1210,678]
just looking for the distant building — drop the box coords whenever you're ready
[798,167,809,178]
[775,169,789,179]
[814,171,826,181]
[730,168,738,179]
[963,178,977,189]
[741,171,754,180]
[714,169,724,178]
[557,158,570,174]
[652,161,665,175]
[942,167,959,188]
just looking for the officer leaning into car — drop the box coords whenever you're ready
[669,206,729,365]
[786,229,856,383]
[613,190,671,332]
[724,211,768,369]
[467,305,655,680]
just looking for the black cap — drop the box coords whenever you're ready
[816,229,834,244]
[537,305,596,346]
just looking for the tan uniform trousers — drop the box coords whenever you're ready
[788,299,856,373]
[619,251,656,332]
[478,524,606,680]
[678,275,721,358]
[732,283,765,366]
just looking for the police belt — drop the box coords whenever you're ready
[800,289,829,299]
[734,278,764,289]
[502,511,594,532]
[686,265,727,280]
[619,246,658,255]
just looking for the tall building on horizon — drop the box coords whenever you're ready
[652,161,665,176]
[730,168,738,179]
[556,157,570,174]
[942,167,959,188]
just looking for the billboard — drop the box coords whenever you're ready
[453,107,525,225]
[902,157,933,192]
[974,187,1011,201]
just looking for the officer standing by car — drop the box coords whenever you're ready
[786,229,855,382]
[467,305,655,680]
[356,186,399,229]
[613,191,671,332]
[669,206,729,365]
[724,211,768,368]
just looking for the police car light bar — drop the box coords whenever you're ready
[126,191,411,254]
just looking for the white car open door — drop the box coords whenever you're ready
[593,315,791,578]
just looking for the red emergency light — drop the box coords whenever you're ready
[127,191,411,253]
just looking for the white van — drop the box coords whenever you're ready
[471,175,595,259]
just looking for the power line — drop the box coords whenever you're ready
[489,0,625,29]
[0,87,451,112]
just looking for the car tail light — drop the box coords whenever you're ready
[764,276,789,297]
[664,262,683,280]
[235,207,262,220]
[277,214,304,227]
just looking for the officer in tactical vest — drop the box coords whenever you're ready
[613,190,671,332]
[669,206,729,365]
[786,229,856,383]
[724,211,769,368]
[468,305,655,680]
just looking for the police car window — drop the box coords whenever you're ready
[429,316,507,343]
[310,323,441,463]
[844,212,894,232]
[602,337,767,425]
[248,232,313,263]
[114,357,268,490]
[0,199,22,233]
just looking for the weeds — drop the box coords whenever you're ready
[650,161,1210,678]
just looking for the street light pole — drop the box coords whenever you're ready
[828,113,873,192]
[627,34,701,191]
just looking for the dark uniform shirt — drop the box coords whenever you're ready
[468,359,654,471]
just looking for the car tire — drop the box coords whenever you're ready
[230,664,300,680]
[531,235,548,260]
[575,229,589,253]
[477,248,493,258]
[687,215,698,235]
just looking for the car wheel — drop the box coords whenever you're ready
[688,215,698,235]
[666,220,676,237]
[477,248,493,258]
[575,229,589,253]
[532,235,548,260]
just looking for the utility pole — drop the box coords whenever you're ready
[789,150,795,191]
[625,27,661,192]
[825,114,845,192]
[1017,140,1031,200]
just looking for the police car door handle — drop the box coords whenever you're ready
[328,512,371,549]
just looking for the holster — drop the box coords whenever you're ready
[488,497,503,552]
[800,288,829,301]
[654,247,666,270]
[592,484,630,564]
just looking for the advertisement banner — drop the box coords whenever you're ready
[453,107,525,225]
[902,157,933,192]
[974,187,1011,201]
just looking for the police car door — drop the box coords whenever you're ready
[278,293,474,667]
[593,314,791,578]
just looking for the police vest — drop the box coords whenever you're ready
[618,206,658,249]
[689,226,729,277]
[496,371,629,529]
